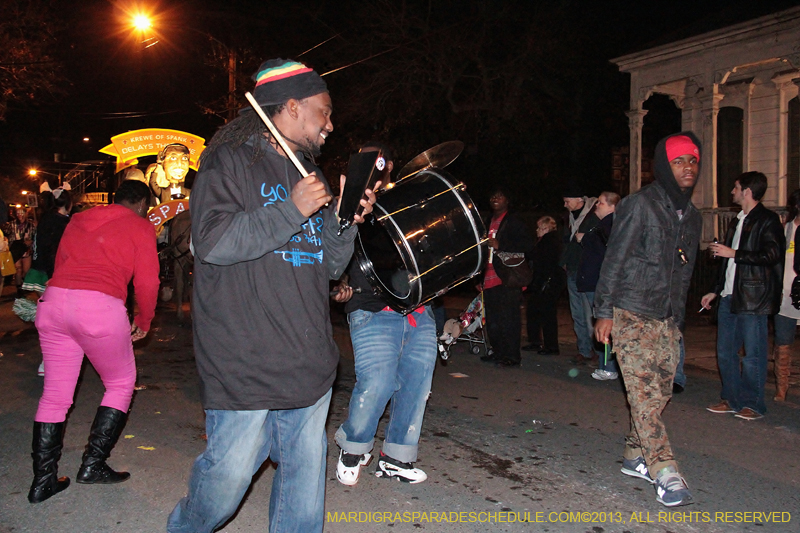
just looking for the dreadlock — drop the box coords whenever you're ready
[199,103,285,168]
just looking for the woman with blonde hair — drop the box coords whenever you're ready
[524,216,565,355]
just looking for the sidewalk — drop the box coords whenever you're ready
[0,283,774,379]
[438,289,724,376]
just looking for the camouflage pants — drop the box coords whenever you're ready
[612,307,680,476]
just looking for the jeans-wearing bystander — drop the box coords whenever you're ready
[568,272,597,360]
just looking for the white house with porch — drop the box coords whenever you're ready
[612,6,800,242]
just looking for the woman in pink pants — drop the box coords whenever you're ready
[28,180,160,504]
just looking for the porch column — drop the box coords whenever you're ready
[626,108,648,194]
[698,88,724,240]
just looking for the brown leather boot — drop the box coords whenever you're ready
[774,345,791,402]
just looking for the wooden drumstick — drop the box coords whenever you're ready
[244,92,309,178]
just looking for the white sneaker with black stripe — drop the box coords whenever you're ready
[375,452,427,483]
[336,450,372,486]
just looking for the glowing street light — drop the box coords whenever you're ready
[129,12,237,121]
[133,14,151,31]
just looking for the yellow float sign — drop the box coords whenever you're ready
[100,129,206,173]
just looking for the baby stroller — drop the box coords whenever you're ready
[437,293,492,360]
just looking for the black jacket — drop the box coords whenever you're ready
[595,131,704,324]
[711,202,784,315]
[560,210,600,272]
[31,212,70,278]
[576,213,613,293]
[486,211,534,256]
[529,230,564,296]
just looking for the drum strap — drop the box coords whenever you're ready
[382,306,425,327]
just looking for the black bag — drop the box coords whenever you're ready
[791,275,800,310]
[538,268,566,297]
[493,251,533,289]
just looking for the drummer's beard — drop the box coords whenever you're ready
[281,131,322,161]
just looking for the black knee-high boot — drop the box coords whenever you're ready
[28,422,71,503]
[76,406,130,484]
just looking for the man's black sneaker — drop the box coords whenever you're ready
[375,452,427,483]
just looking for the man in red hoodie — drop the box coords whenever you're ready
[27,179,159,504]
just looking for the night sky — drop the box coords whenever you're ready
[1,0,798,208]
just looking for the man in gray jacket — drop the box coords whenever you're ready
[168,59,378,533]
[594,132,702,508]
[560,187,598,363]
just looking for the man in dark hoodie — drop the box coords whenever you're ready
[594,132,702,508]
[168,59,378,533]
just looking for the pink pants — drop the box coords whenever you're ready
[35,287,136,423]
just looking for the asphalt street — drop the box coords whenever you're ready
[0,288,798,533]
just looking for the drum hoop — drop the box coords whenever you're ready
[426,171,484,277]
[372,201,421,303]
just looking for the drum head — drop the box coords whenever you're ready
[355,168,485,313]
[355,216,416,302]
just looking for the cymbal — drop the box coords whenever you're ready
[396,141,464,182]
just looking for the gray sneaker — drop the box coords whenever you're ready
[621,456,653,484]
[654,466,693,507]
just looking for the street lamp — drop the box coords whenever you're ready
[133,14,151,31]
[129,13,237,121]
[27,168,62,186]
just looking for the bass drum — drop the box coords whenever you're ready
[355,168,486,314]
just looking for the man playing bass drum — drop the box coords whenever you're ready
[333,141,437,486]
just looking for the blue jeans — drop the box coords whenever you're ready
[716,296,768,414]
[167,389,332,533]
[568,273,597,359]
[582,291,617,372]
[335,307,437,463]
[774,313,799,347]
[673,337,686,388]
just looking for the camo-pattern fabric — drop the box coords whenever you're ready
[613,307,680,475]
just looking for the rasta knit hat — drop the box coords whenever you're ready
[245,59,328,109]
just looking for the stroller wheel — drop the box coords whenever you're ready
[471,345,481,355]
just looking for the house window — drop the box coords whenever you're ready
[789,96,799,189]
[717,107,744,208]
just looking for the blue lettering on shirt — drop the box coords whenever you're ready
[261,184,288,206]
[305,234,322,246]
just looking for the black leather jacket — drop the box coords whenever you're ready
[711,202,784,315]
[594,181,702,324]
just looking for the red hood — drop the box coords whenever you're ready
[71,204,139,233]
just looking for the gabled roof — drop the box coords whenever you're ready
[612,5,800,72]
